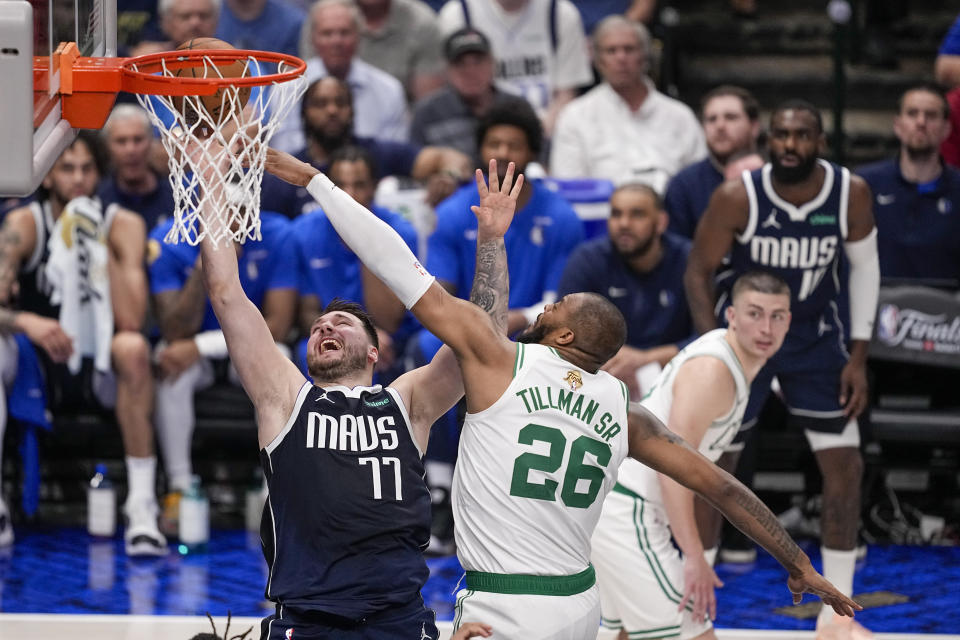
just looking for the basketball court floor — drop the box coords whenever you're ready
[0,527,957,639]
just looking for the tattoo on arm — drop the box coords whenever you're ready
[0,227,23,305]
[729,482,804,568]
[470,238,509,333]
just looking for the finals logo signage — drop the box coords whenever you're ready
[563,370,583,391]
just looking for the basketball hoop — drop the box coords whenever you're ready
[49,44,305,245]
[115,49,307,246]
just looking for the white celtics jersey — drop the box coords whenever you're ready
[616,329,749,505]
[453,342,630,576]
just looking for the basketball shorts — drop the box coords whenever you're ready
[260,597,438,640]
[730,303,852,447]
[453,584,601,639]
[591,487,712,640]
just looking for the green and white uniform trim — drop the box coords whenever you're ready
[619,328,749,502]
[453,342,630,576]
[592,329,748,640]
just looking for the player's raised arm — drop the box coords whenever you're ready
[626,404,862,617]
[392,159,516,441]
[263,149,517,370]
[192,154,305,447]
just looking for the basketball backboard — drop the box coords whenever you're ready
[0,0,115,196]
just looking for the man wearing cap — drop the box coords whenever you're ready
[411,28,528,168]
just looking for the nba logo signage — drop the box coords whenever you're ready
[871,287,960,367]
[876,304,900,345]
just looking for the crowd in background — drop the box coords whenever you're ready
[0,0,959,565]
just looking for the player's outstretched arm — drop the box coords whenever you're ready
[263,149,515,368]
[192,152,305,447]
[390,159,517,441]
[627,404,862,617]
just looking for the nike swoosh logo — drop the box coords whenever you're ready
[876,194,895,205]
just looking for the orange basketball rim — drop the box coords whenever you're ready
[54,42,306,129]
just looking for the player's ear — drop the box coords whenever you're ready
[554,327,575,346]
[817,132,828,155]
[655,209,669,235]
[725,304,735,327]
[367,345,378,366]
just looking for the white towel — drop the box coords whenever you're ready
[44,197,114,375]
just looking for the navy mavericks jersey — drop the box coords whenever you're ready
[16,202,58,320]
[259,382,431,619]
[727,160,849,319]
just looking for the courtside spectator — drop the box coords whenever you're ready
[98,104,175,231]
[215,0,304,56]
[354,0,446,101]
[260,76,470,217]
[276,0,408,153]
[551,16,706,192]
[857,85,960,285]
[411,28,525,167]
[558,183,693,399]
[437,0,593,135]
[664,86,761,239]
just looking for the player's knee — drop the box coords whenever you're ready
[819,447,863,485]
[111,332,151,379]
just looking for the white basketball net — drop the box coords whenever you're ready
[133,55,306,247]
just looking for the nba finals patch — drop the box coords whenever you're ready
[564,370,583,391]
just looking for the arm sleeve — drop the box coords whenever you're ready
[306,173,434,309]
[844,227,881,341]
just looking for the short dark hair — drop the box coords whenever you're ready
[569,293,627,364]
[700,85,760,122]
[328,145,378,180]
[37,130,106,203]
[771,99,823,134]
[319,298,379,350]
[476,98,543,156]
[731,270,791,302]
[611,182,663,211]
[301,76,353,121]
[897,83,950,119]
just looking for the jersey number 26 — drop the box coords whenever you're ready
[509,424,611,509]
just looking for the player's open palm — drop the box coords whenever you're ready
[680,553,723,622]
[471,159,523,240]
[787,567,861,617]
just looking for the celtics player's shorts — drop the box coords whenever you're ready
[591,486,712,640]
[453,567,600,639]
[730,302,855,448]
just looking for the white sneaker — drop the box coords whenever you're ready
[0,499,12,547]
[124,500,168,557]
